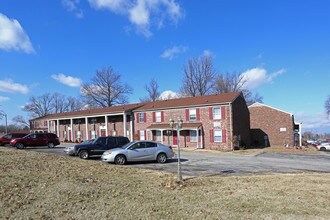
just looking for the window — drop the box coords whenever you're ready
[146,142,157,148]
[213,107,221,120]
[140,130,145,140]
[155,111,161,122]
[189,109,196,120]
[190,130,197,142]
[214,130,222,142]
[156,130,161,141]
[139,113,145,123]
[130,142,146,149]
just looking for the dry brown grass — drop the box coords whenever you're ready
[1,146,330,220]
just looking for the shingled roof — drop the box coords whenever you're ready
[135,92,242,111]
[33,92,242,120]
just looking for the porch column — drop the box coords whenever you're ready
[85,117,89,140]
[161,130,164,144]
[130,114,133,141]
[56,120,60,138]
[200,128,203,149]
[105,115,108,136]
[196,129,199,149]
[47,120,50,132]
[70,118,73,141]
[53,120,56,134]
[123,113,127,137]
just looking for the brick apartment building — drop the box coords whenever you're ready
[30,92,251,151]
[249,103,302,147]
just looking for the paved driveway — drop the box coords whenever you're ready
[19,144,330,177]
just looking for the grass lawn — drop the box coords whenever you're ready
[1,147,330,219]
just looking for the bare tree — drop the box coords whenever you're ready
[12,115,30,128]
[52,93,68,113]
[213,72,263,105]
[81,67,133,107]
[180,55,216,97]
[66,96,83,112]
[23,93,54,117]
[325,95,330,116]
[140,78,160,102]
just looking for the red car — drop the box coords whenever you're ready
[0,132,28,146]
[10,133,60,149]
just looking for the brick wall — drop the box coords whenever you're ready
[249,105,294,147]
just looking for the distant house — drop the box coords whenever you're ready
[30,92,251,151]
[249,103,302,147]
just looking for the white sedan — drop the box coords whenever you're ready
[101,141,175,165]
[316,142,330,151]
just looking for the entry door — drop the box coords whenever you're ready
[101,129,106,137]
[173,131,178,145]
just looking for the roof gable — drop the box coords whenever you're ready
[248,102,293,116]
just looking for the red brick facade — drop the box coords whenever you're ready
[249,103,294,147]
[30,92,251,150]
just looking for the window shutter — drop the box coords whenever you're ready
[152,112,156,123]
[144,130,147,140]
[137,130,140,140]
[210,129,214,143]
[222,129,226,143]
[136,113,140,123]
[185,109,189,121]
[209,107,213,120]
[144,113,147,122]
[161,111,164,122]
[221,106,226,119]
[196,108,200,120]
[153,132,156,141]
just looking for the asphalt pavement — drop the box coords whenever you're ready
[10,143,330,177]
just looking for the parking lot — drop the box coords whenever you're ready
[14,143,330,177]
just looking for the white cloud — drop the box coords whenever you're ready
[0,13,35,53]
[295,112,330,133]
[161,45,187,60]
[202,49,214,57]
[88,0,184,37]
[51,73,82,87]
[0,79,29,94]
[0,96,10,102]
[159,90,179,100]
[62,0,84,18]
[239,67,285,90]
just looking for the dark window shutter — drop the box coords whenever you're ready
[185,109,189,121]
[136,113,140,123]
[152,112,156,123]
[221,106,226,119]
[144,130,147,140]
[137,130,140,140]
[161,111,164,122]
[222,129,226,143]
[144,113,147,123]
[209,107,213,120]
[210,129,214,142]
[196,108,200,120]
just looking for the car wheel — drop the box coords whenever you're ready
[79,150,89,159]
[15,143,24,149]
[157,153,167,163]
[114,155,126,165]
[320,147,326,151]
[47,142,55,148]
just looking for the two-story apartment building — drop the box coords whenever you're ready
[30,92,251,150]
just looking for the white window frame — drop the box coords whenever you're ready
[139,113,145,123]
[189,109,197,120]
[190,130,197,142]
[155,111,161,122]
[214,130,222,142]
[213,107,221,120]
[156,130,161,141]
[140,130,145,140]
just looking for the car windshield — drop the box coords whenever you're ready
[121,142,134,149]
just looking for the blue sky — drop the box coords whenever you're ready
[0,0,330,133]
